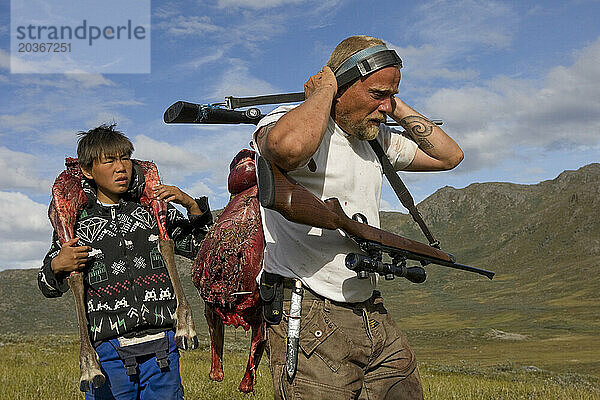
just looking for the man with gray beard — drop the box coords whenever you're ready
[254,35,464,399]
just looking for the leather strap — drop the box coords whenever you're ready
[368,139,440,248]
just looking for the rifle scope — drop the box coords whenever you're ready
[345,253,427,284]
[164,101,262,125]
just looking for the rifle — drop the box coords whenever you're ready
[256,156,495,282]
[163,93,494,282]
[163,93,441,127]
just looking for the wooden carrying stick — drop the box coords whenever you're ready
[49,160,105,391]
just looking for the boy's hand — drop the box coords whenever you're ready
[154,184,203,215]
[51,238,91,275]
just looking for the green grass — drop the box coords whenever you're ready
[420,362,600,400]
[1,164,598,398]
[0,333,273,400]
[1,333,599,400]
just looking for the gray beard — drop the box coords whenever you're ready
[337,115,379,141]
[354,122,379,141]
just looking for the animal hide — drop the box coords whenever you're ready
[191,149,265,392]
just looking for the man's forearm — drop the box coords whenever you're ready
[259,88,334,171]
[258,67,338,171]
[391,99,464,171]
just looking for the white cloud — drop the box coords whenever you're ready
[423,36,600,171]
[149,123,256,209]
[86,112,129,128]
[0,147,52,193]
[183,180,215,198]
[163,123,253,170]
[0,191,52,269]
[413,0,516,50]
[158,15,222,36]
[0,191,50,238]
[8,52,97,74]
[387,0,517,84]
[182,49,226,70]
[154,2,335,55]
[0,50,44,73]
[153,4,180,19]
[216,0,305,9]
[187,125,257,180]
[126,127,256,210]
[0,112,48,133]
[38,129,81,147]
[379,198,395,211]
[215,0,341,20]
[132,134,209,181]
[0,241,50,270]
[0,50,9,70]
[389,42,480,82]
[1,72,142,144]
[210,60,280,99]
[64,73,116,88]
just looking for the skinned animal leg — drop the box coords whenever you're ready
[204,303,225,381]
[68,272,105,392]
[159,238,198,350]
[238,321,266,393]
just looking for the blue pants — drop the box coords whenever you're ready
[85,330,184,400]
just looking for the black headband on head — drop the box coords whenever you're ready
[334,45,403,88]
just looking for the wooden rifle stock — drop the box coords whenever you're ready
[257,156,450,260]
[257,156,496,282]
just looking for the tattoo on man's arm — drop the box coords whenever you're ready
[417,138,434,150]
[399,115,434,138]
[256,123,276,148]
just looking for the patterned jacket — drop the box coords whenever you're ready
[38,170,212,343]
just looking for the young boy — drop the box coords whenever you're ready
[38,124,212,399]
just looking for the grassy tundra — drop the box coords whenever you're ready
[1,331,598,400]
[1,165,598,399]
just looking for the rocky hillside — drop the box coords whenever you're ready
[383,163,599,269]
[378,163,599,333]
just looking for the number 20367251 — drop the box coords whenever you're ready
[18,42,71,52]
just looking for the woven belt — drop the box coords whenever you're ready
[282,278,320,301]
[281,278,377,308]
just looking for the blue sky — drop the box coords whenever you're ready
[1,0,599,269]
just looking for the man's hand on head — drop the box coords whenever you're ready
[390,98,464,171]
[304,66,337,99]
[258,66,338,172]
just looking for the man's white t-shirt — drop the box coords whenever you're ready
[254,105,418,302]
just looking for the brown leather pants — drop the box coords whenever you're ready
[266,291,423,400]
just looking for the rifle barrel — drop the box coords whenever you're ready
[406,252,495,279]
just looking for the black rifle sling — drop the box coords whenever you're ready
[226,92,305,110]
[368,139,440,248]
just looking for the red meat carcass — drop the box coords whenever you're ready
[192,149,266,393]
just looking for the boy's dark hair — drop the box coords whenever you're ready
[77,124,134,171]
